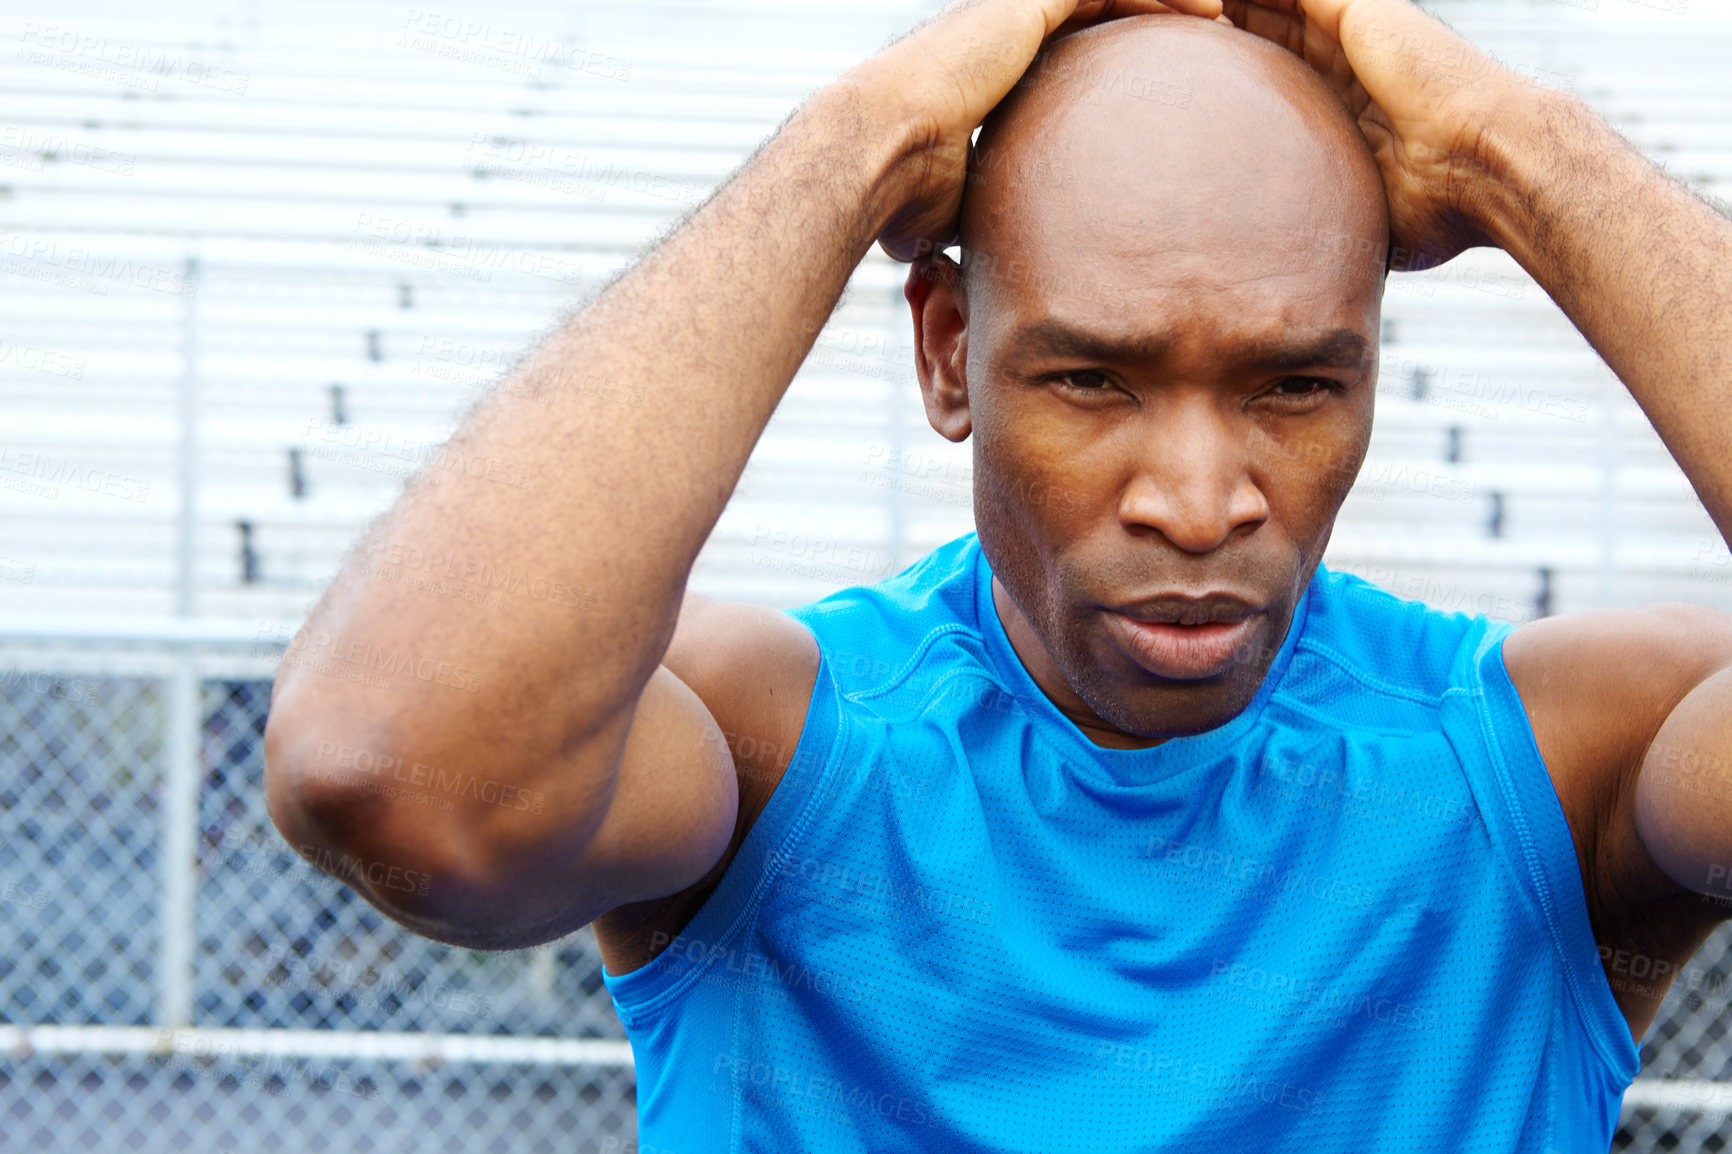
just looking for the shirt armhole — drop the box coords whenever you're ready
[1446,623,1641,1085]
[601,628,848,1024]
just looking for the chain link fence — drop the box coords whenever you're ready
[4,628,1732,1151]
[1618,922,1732,1152]
[0,629,636,1153]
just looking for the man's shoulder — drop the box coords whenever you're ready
[1286,564,1512,711]
[783,532,988,697]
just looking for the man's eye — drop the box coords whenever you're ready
[1269,377,1337,399]
[1057,370,1110,391]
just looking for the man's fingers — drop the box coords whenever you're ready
[1084,0,1224,20]
[1221,0,1307,18]
[1051,2,1224,46]
[1130,0,1226,19]
[1333,49,1373,117]
[1222,0,1361,108]
[1223,0,1353,40]
[1056,0,1223,35]
[1224,1,1308,56]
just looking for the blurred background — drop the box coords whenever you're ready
[1,0,1730,1150]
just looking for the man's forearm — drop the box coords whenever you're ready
[1473,86,1732,541]
[272,79,909,768]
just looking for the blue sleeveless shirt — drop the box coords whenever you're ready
[602,532,1640,1152]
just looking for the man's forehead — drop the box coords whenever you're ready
[959,222,1386,361]
[962,215,1386,310]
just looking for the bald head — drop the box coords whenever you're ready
[903,16,1395,743]
[959,16,1387,302]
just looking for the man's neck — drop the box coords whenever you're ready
[990,575,1168,751]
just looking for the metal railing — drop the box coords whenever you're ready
[5,621,1732,1150]
[0,621,635,1153]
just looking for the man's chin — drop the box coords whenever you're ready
[1112,696,1260,743]
[1070,623,1279,741]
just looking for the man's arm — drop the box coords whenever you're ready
[1461,55,1732,548]
[1225,0,1732,535]
[1497,605,1732,1040]
[1227,0,1732,945]
[1332,8,1732,911]
[262,0,1218,951]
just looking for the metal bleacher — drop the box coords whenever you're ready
[0,0,946,625]
[1329,2,1732,625]
[2,0,1730,630]
[6,1,1732,1150]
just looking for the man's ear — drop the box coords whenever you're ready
[905,254,971,443]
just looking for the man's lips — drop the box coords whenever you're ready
[1103,601,1264,680]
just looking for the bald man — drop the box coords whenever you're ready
[263,0,1732,1149]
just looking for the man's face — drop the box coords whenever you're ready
[959,219,1382,741]
[904,16,1390,745]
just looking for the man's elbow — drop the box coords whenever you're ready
[264,700,464,905]
[261,697,587,945]
[264,691,378,856]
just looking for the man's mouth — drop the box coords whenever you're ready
[1103,595,1264,680]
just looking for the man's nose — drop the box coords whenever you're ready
[1116,401,1269,554]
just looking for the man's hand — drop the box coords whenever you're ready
[1224,0,1732,545]
[1221,0,1540,269]
[262,0,1226,950]
[858,0,1223,262]
[1235,0,1732,1040]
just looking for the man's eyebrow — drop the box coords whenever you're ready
[1001,319,1172,363]
[1241,329,1370,372]
[1000,319,1370,372]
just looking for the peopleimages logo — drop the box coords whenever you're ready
[0,340,84,379]
[260,621,484,693]
[15,23,251,94]
[0,445,149,501]
[311,739,547,815]
[1,875,50,910]
[150,1030,377,1100]
[648,931,882,1005]
[1209,957,1431,1033]
[398,9,632,81]
[711,1053,945,1130]
[0,228,199,297]
[297,845,432,897]
[361,538,595,609]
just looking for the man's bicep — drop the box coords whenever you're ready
[1634,658,1732,902]
[575,663,742,913]
[662,591,823,797]
[1504,602,1732,913]
[584,591,822,918]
